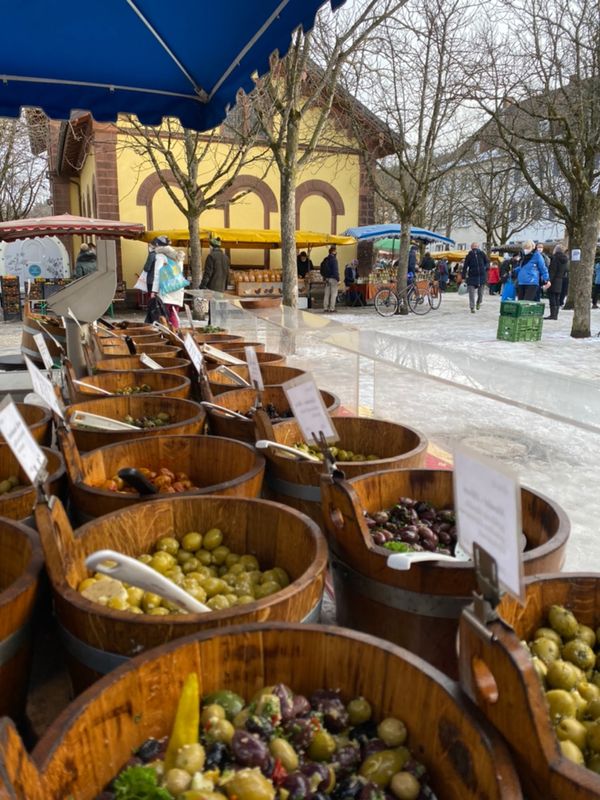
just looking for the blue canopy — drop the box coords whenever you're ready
[0,0,344,132]
[343,224,455,246]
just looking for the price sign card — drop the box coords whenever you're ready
[0,396,47,483]
[282,373,338,446]
[25,356,65,419]
[244,347,264,391]
[184,333,204,373]
[33,333,54,371]
[140,353,162,370]
[184,304,194,329]
[453,444,524,601]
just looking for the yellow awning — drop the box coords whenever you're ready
[432,249,502,264]
[140,226,356,249]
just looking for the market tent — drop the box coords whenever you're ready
[0,1,345,132]
[343,224,455,246]
[0,214,144,242]
[431,249,502,264]
[141,227,356,249]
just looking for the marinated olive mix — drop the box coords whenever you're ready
[293,444,380,463]
[525,604,600,773]
[99,676,433,800]
[123,411,172,428]
[0,475,25,495]
[244,405,293,421]
[91,467,200,494]
[78,527,290,615]
[365,498,457,555]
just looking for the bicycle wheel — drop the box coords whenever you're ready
[429,282,442,310]
[374,288,399,317]
[407,285,431,315]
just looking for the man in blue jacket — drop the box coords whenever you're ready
[462,242,489,313]
[322,245,340,312]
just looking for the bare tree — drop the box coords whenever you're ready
[343,0,476,309]
[0,115,48,221]
[472,0,600,337]
[244,0,406,308]
[119,113,267,287]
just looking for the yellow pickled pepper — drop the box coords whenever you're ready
[164,672,200,771]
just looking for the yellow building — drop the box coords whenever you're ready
[45,108,379,286]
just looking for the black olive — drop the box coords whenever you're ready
[205,741,231,770]
[246,714,275,740]
[136,738,162,762]
[349,720,378,743]
[332,775,365,799]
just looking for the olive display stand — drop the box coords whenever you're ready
[261,416,428,529]
[459,574,600,799]
[0,447,65,522]
[20,310,66,366]
[0,404,52,447]
[207,363,303,395]
[58,431,265,519]
[35,497,327,690]
[320,469,570,679]
[94,355,192,378]
[0,623,522,799]
[0,518,43,722]
[65,367,191,403]
[205,385,340,444]
[64,395,205,450]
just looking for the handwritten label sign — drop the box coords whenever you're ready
[184,304,194,329]
[33,333,54,371]
[184,333,204,373]
[244,347,264,391]
[282,374,338,445]
[25,356,65,419]
[140,353,162,370]
[0,397,47,483]
[453,444,524,601]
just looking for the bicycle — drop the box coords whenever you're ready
[374,275,442,317]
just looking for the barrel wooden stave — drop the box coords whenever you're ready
[320,468,569,678]
[459,574,600,799]
[65,395,205,450]
[208,363,303,395]
[0,518,43,721]
[0,404,52,447]
[20,311,65,365]
[65,434,265,518]
[67,370,191,403]
[94,356,192,377]
[192,332,241,344]
[36,496,326,690]
[210,339,265,352]
[0,448,64,522]
[6,623,524,799]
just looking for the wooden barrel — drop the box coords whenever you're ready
[211,339,265,352]
[0,404,52,447]
[100,342,181,359]
[263,417,428,527]
[0,448,65,522]
[205,386,340,444]
[36,495,326,690]
[0,624,522,799]
[460,574,600,799]
[61,433,265,519]
[227,349,286,366]
[208,363,304,395]
[0,518,43,722]
[94,356,192,378]
[106,322,155,334]
[320,468,570,679]
[192,332,241,344]
[66,370,191,403]
[65,395,205,451]
[20,313,66,365]
[97,333,164,346]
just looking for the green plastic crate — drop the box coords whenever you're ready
[497,315,543,341]
[500,300,545,317]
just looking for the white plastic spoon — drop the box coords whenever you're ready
[72,379,113,396]
[70,410,140,431]
[386,541,471,571]
[255,439,321,462]
[200,401,249,421]
[85,549,210,614]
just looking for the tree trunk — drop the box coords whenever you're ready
[280,169,298,308]
[569,203,600,339]
[188,213,201,289]
[395,219,412,314]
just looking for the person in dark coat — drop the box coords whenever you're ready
[200,237,230,292]
[297,251,313,278]
[408,244,418,274]
[421,251,435,271]
[74,243,97,278]
[322,245,340,312]
[462,242,489,313]
[545,244,568,320]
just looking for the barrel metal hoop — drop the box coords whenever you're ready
[301,597,322,623]
[330,553,472,619]
[58,623,129,675]
[0,620,32,667]
[266,474,321,502]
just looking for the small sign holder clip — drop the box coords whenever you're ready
[472,543,501,626]
[314,430,345,482]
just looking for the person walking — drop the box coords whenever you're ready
[545,244,568,320]
[517,240,550,301]
[200,237,230,291]
[593,260,600,309]
[487,262,501,295]
[74,243,97,278]
[148,242,189,328]
[435,258,449,291]
[322,245,339,312]
[462,242,489,313]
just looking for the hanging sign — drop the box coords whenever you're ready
[244,347,264,391]
[282,373,338,445]
[25,356,65,419]
[0,397,47,483]
[33,333,54,371]
[571,249,581,262]
[184,333,204,373]
[453,444,524,602]
[140,353,162,370]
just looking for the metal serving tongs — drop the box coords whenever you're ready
[69,410,139,431]
[85,549,211,613]
[255,440,321,462]
[386,541,471,571]
[200,401,249,421]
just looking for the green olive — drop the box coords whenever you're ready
[208,718,235,744]
[530,637,561,666]
[575,624,596,648]
[560,739,584,765]
[308,731,336,761]
[534,627,562,647]
[150,551,176,574]
[588,721,600,752]
[207,594,231,611]
[360,748,410,787]
[576,681,600,703]
[548,605,579,639]
[202,690,245,721]
[390,771,421,800]
[225,553,241,568]
[562,639,596,671]
[182,531,202,551]
[223,768,275,799]
[377,718,408,747]
[546,689,576,722]
[175,742,206,774]
[203,528,223,551]
[165,768,192,795]
[254,581,281,599]
[202,578,228,598]
[347,697,372,726]
[546,660,580,691]
[555,718,587,751]
[155,536,180,555]
[196,549,213,566]
[239,554,260,572]
[177,549,195,564]
[269,738,299,771]
[212,545,230,565]
[201,704,226,725]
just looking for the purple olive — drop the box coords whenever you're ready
[321,698,350,733]
[437,530,452,545]
[231,730,269,769]
[301,762,331,791]
[364,516,377,528]
[372,511,389,525]
[399,529,419,544]
[371,531,386,546]
[334,744,361,775]
[282,771,311,799]
[360,737,387,760]
[359,781,387,800]
[282,717,315,749]
[291,694,311,717]
[272,683,295,720]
